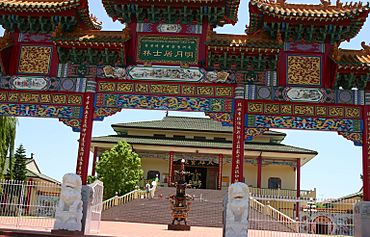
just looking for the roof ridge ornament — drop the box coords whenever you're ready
[206,25,216,41]
[331,42,341,61]
[361,41,370,53]
[336,0,343,7]
[276,0,286,6]
[320,0,331,8]
[90,14,102,28]
[52,22,63,38]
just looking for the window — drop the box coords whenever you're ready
[154,134,166,138]
[173,135,186,139]
[194,136,206,140]
[214,137,226,141]
[147,170,160,180]
[268,177,281,189]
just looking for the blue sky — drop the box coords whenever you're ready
[12,0,368,198]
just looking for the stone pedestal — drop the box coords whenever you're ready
[354,201,370,237]
[81,185,94,234]
[168,224,191,231]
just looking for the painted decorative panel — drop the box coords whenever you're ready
[95,94,232,113]
[127,65,205,82]
[137,35,199,64]
[287,55,321,86]
[338,131,362,146]
[245,85,364,105]
[284,42,324,53]
[206,112,232,126]
[97,81,234,98]
[18,46,52,74]
[94,107,122,121]
[136,23,202,34]
[156,24,182,33]
[59,118,81,132]
[0,76,88,92]
[57,64,97,78]
[247,115,361,132]
[18,33,51,43]
[0,91,83,106]
[0,104,82,118]
[247,102,361,119]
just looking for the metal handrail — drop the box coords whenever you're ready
[250,197,298,232]
[102,189,146,211]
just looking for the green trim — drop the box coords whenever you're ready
[91,135,318,155]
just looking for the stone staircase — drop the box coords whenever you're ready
[102,187,295,232]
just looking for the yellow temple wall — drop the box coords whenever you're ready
[261,165,296,190]
[141,158,169,183]
[140,157,296,189]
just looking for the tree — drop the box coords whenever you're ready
[0,117,17,180]
[13,145,27,181]
[96,141,143,199]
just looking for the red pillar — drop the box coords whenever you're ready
[76,93,95,185]
[217,154,224,190]
[296,158,301,198]
[168,151,174,185]
[231,99,246,183]
[296,158,301,219]
[91,147,98,177]
[363,106,370,201]
[257,155,262,188]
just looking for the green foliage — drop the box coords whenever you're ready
[96,141,143,199]
[0,117,17,180]
[87,175,97,184]
[13,145,27,181]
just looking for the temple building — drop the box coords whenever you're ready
[91,116,317,196]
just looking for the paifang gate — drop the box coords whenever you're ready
[0,0,369,198]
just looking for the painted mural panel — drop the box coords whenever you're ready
[287,55,321,86]
[127,65,205,82]
[18,46,52,74]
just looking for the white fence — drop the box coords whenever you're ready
[249,194,359,237]
[0,179,61,231]
[0,179,104,234]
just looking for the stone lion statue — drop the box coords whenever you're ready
[224,182,249,237]
[53,173,83,231]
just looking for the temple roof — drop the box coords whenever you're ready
[112,116,285,135]
[0,0,80,12]
[53,29,130,48]
[102,0,240,25]
[0,0,101,30]
[91,135,317,155]
[206,29,281,51]
[248,0,370,42]
[334,43,370,70]
[249,0,370,20]
[337,50,370,69]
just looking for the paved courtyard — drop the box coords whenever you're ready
[98,221,222,237]
[0,221,335,237]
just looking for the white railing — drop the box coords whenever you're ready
[102,189,144,211]
[0,179,61,231]
[249,187,316,199]
[250,197,298,232]
[249,195,358,236]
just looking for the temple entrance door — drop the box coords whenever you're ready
[206,168,217,190]
[186,167,207,189]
